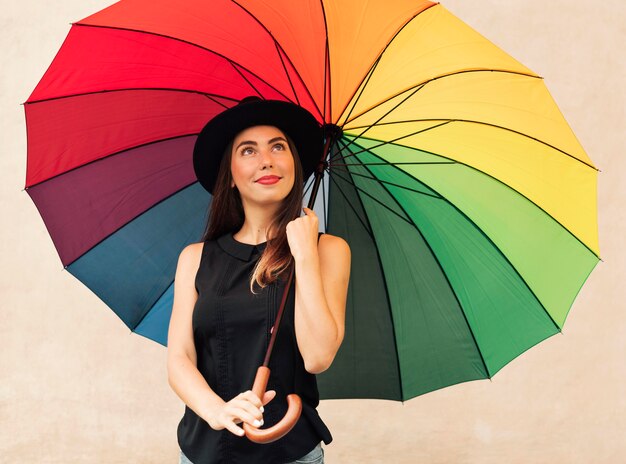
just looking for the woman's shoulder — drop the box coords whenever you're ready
[177,241,206,269]
[181,240,205,254]
[318,233,351,256]
[318,232,349,245]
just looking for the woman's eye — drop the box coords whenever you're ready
[273,143,285,151]
[242,147,254,155]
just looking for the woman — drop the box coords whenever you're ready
[167,96,351,464]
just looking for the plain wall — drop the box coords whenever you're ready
[1,0,624,462]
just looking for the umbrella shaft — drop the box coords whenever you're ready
[262,129,337,367]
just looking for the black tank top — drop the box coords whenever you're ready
[177,231,332,464]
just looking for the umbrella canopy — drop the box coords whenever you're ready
[24,0,601,401]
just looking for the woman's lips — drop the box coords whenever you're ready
[256,176,281,185]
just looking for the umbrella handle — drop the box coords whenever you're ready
[243,366,302,444]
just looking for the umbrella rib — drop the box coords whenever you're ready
[334,136,446,210]
[318,0,331,123]
[321,167,328,228]
[202,94,231,110]
[342,118,600,172]
[330,164,446,200]
[24,133,199,190]
[230,0,325,120]
[334,161,453,167]
[274,41,301,107]
[326,174,374,240]
[134,219,236,336]
[341,68,543,127]
[324,120,452,161]
[331,121,452,163]
[132,280,175,334]
[323,39,332,123]
[345,138,564,335]
[304,174,316,200]
[61,267,136,333]
[24,86,240,105]
[337,82,429,154]
[228,61,264,99]
[334,136,601,261]
[337,140,493,381]
[336,2,439,124]
[339,55,382,127]
[68,23,295,104]
[324,37,331,123]
[327,157,408,400]
[330,171,413,226]
[61,180,202,270]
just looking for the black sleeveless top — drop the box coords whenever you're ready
[177,231,332,464]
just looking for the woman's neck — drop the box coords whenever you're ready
[234,204,279,244]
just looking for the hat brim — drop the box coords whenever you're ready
[193,99,323,195]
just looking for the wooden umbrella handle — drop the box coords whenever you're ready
[243,366,302,444]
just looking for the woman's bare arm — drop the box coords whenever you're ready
[294,233,351,374]
[166,243,225,428]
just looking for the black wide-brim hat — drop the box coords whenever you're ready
[193,96,323,194]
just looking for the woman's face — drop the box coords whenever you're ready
[230,125,295,207]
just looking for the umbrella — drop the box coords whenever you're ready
[24,0,601,406]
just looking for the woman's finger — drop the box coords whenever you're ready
[240,391,264,417]
[242,390,263,408]
[230,405,263,427]
[236,402,263,427]
[262,389,276,406]
[224,421,245,437]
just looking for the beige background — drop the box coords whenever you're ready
[1,0,624,462]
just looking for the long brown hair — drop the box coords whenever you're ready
[199,129,305,294]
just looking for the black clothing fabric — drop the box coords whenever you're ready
[177,231,332,464]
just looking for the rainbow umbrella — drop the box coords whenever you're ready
[24,0,601,401]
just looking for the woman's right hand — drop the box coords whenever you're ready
[208,389,277,437]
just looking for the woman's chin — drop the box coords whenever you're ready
[242,191,289,206]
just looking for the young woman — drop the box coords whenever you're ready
[167,97,351,464]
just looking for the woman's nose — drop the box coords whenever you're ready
[259,148,273,167]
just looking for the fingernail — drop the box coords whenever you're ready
[260,406,264,412]
[253,419,262,427]
[238,429,244,436]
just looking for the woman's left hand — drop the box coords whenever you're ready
[286,207,319,262]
